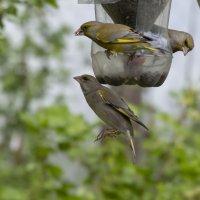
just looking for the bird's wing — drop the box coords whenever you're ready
[96,24,146,44]
[98,88,148,130]
[115,33,146,43]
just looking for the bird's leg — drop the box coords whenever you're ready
[105,50,115,60]
[94,128,120,142]
[105,128,120,137]
[94,129,106,142]
[127,52,136,62]
[127,51,145,65]
[127,52,138,64]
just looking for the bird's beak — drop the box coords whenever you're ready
[182,46,189,56]
[73,76,81,83]
[74,28,84,36]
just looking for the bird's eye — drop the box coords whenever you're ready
[82,76,89,81]
[184,40,188,46]
[81,26,87,31]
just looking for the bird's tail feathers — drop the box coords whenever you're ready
[129,113,149,131]
[134,118,149,131]
[126,131,136,161]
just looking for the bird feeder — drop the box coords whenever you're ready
[78,0,173,87]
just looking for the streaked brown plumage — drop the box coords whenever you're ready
[74,74,148,159]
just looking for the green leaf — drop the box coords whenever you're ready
[45,164,62,177]
[47,0,58,8]
[6,6,17,16]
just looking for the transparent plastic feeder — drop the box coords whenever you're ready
[78,0,173,87]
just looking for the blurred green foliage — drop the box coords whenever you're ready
[0,1,200,200]
[0,0,59,28]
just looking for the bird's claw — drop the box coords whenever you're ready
[127,54,135,62]
[94,128,120,142]
[105,50,116,60]
[94,129,105,142]
[127,52,143,64]
[127,53,137,64]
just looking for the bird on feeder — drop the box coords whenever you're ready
[75,21,168,59]
[75,21,194,58]
[168,29,194,56]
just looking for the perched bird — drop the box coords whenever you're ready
[75,21,162,57]
[74,74,148,159]
[168,29,194,55]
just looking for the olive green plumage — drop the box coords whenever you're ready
[168,29,194,55]
[74,74,148,159]
[75,21,157,54]
[75,21,194,56]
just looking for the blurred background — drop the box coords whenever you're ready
[0,0,200,199]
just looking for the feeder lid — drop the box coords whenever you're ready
[101,0,171,31]
[79,0,171,32]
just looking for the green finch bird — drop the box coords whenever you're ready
[168,29,194,55]
[74,74,148,159]
[75,21,165,57]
